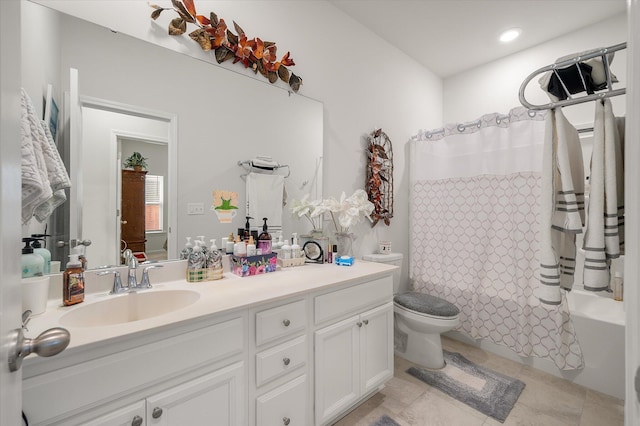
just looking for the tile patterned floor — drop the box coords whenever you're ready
[333,336,624,426]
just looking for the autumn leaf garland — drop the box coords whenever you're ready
[150,0,302,92]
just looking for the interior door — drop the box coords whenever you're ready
[0,0,23,422]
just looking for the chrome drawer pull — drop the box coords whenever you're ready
[283,357,291,366]
[283,319,291,327]
[152,407,163,419]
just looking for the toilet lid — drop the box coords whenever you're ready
[394,292,460,318]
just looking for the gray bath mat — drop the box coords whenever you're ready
[407,350,525,423]
[369,414,400,426]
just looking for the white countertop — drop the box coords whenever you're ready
[25,260,396,354]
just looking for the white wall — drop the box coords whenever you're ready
[30,0,443,292]
[443,13,627,126]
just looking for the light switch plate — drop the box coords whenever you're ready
[187,202,205,215]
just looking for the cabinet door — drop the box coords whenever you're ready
[256,374,307,426]
[314,316,360,425]
[360,302,394,395]
[84,401,145,426]
[146,361,245,426]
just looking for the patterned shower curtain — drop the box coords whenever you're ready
[410,107,584,370]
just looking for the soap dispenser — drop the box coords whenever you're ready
[206,239,223,281]
[21,237,44,278]
[244,216,253,242]
[63,254,84,306]
[258,218,272,254]
[31,235,51,275]
[180,237,194,260]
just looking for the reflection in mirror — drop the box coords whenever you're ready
[22,1,324,269]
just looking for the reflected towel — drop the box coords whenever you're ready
[21,88,53,224]
[33,120,71,222]
[539,108,584,305]
[246,172,285,229]
[583,99,623,291]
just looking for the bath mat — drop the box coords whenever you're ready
[369,414,401,426]
[407,351,525,423]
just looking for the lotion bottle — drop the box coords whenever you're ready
[226,233,235,254]
[291,233,301,259]
[247,236,257,256]
[63,254,84,306]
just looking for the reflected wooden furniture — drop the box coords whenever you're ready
[121,169,147,256]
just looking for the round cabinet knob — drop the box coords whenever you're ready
[131,415,143,426]
[363,319,369,325]
[152,407,163,419]
[282,319,291,327]
[357,321,363,328]
[121,220,128,225]
[283,357,291,366]
[283,417,291,425]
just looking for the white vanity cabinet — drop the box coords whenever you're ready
[313,278,394,426]
[22,263,396,426]
[250,299,311,426]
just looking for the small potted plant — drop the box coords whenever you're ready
[123,152,148,171]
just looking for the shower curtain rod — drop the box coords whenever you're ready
[418,113,514,140]
[519,42,627,111]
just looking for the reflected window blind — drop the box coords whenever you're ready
[145,175,163,232]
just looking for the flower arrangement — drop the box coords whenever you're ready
[291,189,374,234]
[150,0,302,92]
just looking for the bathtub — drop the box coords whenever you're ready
[565,289,625,399]
[446,289,625,399]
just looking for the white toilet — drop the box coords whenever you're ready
[362,253,460,369]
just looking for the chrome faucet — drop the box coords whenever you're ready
[98,270,126,294]
[122,249,138,289]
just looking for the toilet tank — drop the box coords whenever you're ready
[362,253,403,293]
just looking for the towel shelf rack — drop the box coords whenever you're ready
[519,42,627,111]
[237,160,290,178]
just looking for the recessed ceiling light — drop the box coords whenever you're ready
[499,28,521,43]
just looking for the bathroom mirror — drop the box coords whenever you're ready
[22,1,324,268]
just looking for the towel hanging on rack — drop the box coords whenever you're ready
[246,172,286,230]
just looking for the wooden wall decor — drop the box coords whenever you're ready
[366,128,393,226]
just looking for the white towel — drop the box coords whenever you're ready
[539,108,584,305]
[246,172,285,229]
[33,120,71,222]
[583,99,623,290]
[21,88,53,224]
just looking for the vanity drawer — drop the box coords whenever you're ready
[256,299,306,346]
[256,374,308,426]
[314,276,392,325]
[256,335,307,387]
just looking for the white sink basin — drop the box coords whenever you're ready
[60,290,200,327]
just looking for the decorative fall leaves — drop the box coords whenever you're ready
[367,129,394,226]
[150,0,302,92]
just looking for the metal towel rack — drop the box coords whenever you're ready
[237,160,291,178]
[519,42,627,111]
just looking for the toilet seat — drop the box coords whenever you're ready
[394,302,460,324]
[394,292,459,319]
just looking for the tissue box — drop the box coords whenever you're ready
[229,253,278,277]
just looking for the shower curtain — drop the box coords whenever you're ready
[410,107,584,370]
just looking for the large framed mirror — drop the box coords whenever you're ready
[22,1,324,268]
